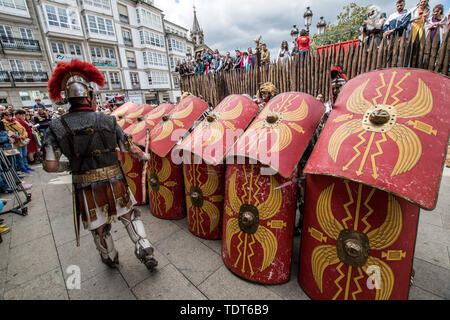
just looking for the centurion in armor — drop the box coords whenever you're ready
[42,59,157,271]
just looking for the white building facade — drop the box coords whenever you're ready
[0,0,52,108]
[1,0,193,108]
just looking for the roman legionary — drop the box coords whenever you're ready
[42,60,157,271]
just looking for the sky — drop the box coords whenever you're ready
[155,0,450,57]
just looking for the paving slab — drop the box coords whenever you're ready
[197,265,283,300]
[418,211,443,228]
[6,234,59,291]
[0,214,13,270]
[412,258,450,299]
[116,235,170,288]
[132,264,206,300]
[200,238,222,256]
[57,234,111,284]
[10,212,51,248]
[0,268,6,299]
[51,212,90,247]
[68,269,135,300]
[417,222,450,247]
[415,233,450,269]
[408,285,444,300]
[140,211,183,244]
[156,228,223,286]
[3,268,68,300]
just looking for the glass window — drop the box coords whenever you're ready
[58,7,68,28]
[105,19,114,36]
[69,44,81,56]
[9,59,24,72]
[51,42,65,54]
[88,15,97,33]
[69,10,79,30]
[0,0,26,10]
[20,91,31,101]
[19,28,33,40]
[130,73,139,84]
[30,61,43,72]
[97,17,106,35]
[46,5,59,26]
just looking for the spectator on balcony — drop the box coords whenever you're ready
[241,52,252,72]
[202,49,213,65]
[426,4,448,42]
[383,0,411,38]
[296,30,310,56]
[194,59,205,75]
[213,53,223,73]
[175,61,186,77]
[408,0,430,42]
[260,44,271,68]
[223,52,234,72]
[208,59,215,74]
[277,41,291,64]
[33,98,46,111]
[233,50,243,72]
[33,106,51,137]
[248,47,257,67]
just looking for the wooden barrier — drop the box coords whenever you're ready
[181,30,449,105]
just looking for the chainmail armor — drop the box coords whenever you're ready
[43,111,127,175]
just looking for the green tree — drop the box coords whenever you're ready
[312,2,370,48]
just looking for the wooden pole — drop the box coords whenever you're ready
[429,28,441,70]
[434,29,449,73]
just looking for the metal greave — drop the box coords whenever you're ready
[91,223,119,267]
[119,208,158,271]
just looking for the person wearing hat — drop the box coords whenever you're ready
[43,59,158,271]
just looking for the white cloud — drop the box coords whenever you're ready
[156,0,450,58]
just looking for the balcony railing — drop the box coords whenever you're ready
[10,71,48,82]
[92,57,118,67]
[111,82,122,90]
[0,37,41,51]
[123,37,133,47]
[127,59,137,69]
[0,71,11,83]
[119,14,129,24]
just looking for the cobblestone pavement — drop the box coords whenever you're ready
[0,164,449,300]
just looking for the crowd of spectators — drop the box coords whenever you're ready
[0,99,67,195]
[174,35,310,78]
[363,0,449,44]
[173,0,448,80]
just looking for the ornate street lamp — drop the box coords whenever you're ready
[317,16,327,35]
[304,7,313,33]
[290,25,299,45]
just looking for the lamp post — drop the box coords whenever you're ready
[290,25,299,47]
[317,16,326,36]
[303,7,313,34]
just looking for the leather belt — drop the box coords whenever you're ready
[73,165,122,184]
